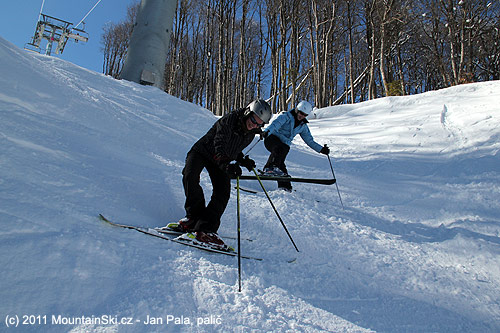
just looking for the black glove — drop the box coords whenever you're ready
[225,163,242,177]
[239,155,256,172]
[260,131,269,140]
[320,145,330,155]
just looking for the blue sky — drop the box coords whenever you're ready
[0,0,138,73]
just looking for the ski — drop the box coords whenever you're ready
[156,225,254,242]
[99,214,252,241]
[99,214,261,261]
[235,186,299,194]
[234,186,258,194]
[234,175,336,185]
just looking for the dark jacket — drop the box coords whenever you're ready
[191,108,257,169]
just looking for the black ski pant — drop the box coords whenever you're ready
[182,150,230,233]
[264,134,292,190]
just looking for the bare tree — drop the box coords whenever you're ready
[100,2,138,78]
[103,0,500,114]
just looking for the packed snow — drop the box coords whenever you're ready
[1,35,499,332]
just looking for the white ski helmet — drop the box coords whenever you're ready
[246,99,272,124]
[296,100,313,115]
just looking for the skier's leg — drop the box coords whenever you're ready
[194,161,230,233]
[276,147,292,191]
[264,135,282,169]
[182,151,206,225]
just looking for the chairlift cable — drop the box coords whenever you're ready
[38,0,45,22]
[74,0,103,29]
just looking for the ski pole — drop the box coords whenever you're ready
[243,137,261,155]
[236,176,242,292]
[252,168,299,252]
[326,152,345,210]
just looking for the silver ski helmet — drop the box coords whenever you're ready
[246,99,272,124]
[296,100,313,115]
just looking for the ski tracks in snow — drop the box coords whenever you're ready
[441,104,468,149]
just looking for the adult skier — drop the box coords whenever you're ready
[166,99,272,249]
[261,100,330,191]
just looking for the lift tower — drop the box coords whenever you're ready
[119,0,176,89]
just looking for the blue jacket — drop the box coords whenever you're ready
[265,110,323,153]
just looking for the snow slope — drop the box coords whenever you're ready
[1,35,499,332]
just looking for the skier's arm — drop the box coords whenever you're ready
[299,126,322,153]
[213,114,236,165]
